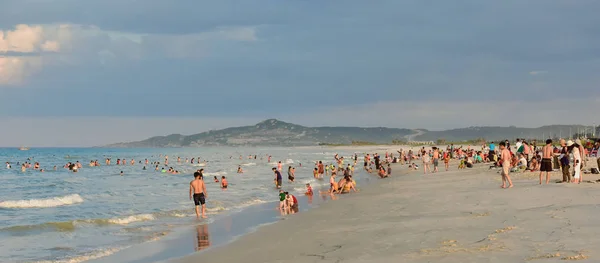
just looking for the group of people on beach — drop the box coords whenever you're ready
[398,137,599,188]
[492,138,600,186]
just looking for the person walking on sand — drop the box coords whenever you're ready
[443,151,450,171]
[539,139,554,184]
[570,140,582,184]
[500,141,513,189]
[432,147,440,173]
[422,151,431,174]
[190,172,208,219]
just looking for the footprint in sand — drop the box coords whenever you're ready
[526,251,588,261]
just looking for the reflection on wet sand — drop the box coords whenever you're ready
[196,224,210,251]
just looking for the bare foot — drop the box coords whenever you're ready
[508,185,513,188]
[501,185,506,189]
[202,215,208,219]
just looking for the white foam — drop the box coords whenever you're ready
[241,163,256,166]
[233,198,268,210]
[204,171,227,176]
[269,159,295,166]
[107,214,155,225]
[0,194,84,209]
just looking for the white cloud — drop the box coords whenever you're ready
[0,24,259,86]
[0,56,42,85]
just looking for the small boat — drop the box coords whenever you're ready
[19,146,29,151]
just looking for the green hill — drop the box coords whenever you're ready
[103,119,597,147]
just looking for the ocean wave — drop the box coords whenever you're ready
[0,194,84,209]
[2,221,77,233]
[1,213,156,234]
[1,208,217,234]
[204,171,227,176]
[269,159,295,166]
[241,163,256,166]
[231,198,268,210]
[106,214,155,225]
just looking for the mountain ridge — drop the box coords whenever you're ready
[102,119,597,147]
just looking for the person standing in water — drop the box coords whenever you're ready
[273,167,282,188]
[221,176,228,189]
[190,172,208,219]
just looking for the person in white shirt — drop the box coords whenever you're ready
[515,139,522,153]
[569,140,582,184]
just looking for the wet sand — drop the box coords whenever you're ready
[170,160,600,263]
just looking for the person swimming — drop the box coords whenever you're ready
[214,176,219,183]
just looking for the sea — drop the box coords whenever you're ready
[0,147,373,263]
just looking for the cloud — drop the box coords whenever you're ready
[0,23,258,85]
[529,70,548,75]
[0,0,599,129]
[0,56,42,85]
[0,24,70,85]
[0,24,61,53]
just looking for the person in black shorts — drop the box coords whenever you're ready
[539,139,554,184]
[190,172,207,218]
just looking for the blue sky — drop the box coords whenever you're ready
[1,0,599,146]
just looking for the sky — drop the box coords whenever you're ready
[1,0,599,146]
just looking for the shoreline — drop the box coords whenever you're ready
[88,161,397,263]
[168,160,600,263]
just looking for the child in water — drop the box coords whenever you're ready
[214,176,219,183]
[278,190,287,210]
[305,183,313,196]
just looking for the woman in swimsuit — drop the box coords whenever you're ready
[339,177,357,194]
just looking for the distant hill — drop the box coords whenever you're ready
[414,125,594,143]
[103,119,415,147]
[103,119,596,147]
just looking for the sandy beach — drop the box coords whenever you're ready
[170,158,600,263]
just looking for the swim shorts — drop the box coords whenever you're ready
[433,158,439,167]
[540,158,553,172]
[193,193,206,206]
[277,179,282,186]
[501,164,509,176]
